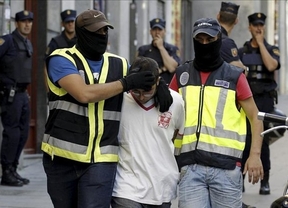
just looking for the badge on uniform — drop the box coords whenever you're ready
[0,38,5,46]
[176,49,181,57]
[273,49,280,56]
[45,47,50,55]
[231,48,238,57]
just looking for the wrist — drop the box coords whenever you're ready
[119,78,127,92]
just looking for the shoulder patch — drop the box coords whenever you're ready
[176,49,180,57]
[273,49,280,56]
[0,38,5,46]
[231,48,238,57]
[45,47,50,55]
[179,72,189,86]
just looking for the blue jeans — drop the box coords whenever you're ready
[111,197,171,208]
[43,153,117,208]
[178,164,242,208]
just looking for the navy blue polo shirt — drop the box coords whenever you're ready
[220,26,240,63]
[0,34,17,59]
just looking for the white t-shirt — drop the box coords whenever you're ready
[112,89,185,205]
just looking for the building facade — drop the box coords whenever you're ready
[0,0,284,153]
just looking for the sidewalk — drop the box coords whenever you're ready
[0,154,53,208]
[1,94,288,208]
[242,93,288,207]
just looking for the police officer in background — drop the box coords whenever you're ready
[45,9,77,57]
[239,12,281,196]
[217,2,247,72]
[0,10,34,187]
[44,9,77,92]
[218,3,256,208]
[137,18,181,84]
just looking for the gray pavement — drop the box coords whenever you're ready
[1,94,288,208]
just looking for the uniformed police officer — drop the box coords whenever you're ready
[0,10,34,187]
[45,9,77,57]
[137,18,181,84]
[239,12,281,196]
[44,9,77,92]
[218,4,256,208]
[217,2,247,72]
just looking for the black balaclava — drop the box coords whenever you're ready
[193,36,224,72]
[75,26,108,61]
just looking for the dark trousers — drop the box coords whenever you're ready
[43,153,117,208]
[0,91,30,166]
[242,93,273,173]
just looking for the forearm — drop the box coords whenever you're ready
[58,74,124,103]
[259,43,278,71]
[229,60,248,75]
[82,81,124,103]
[249,116,264,156]
[158,47,178,73]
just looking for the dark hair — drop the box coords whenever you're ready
[129,57,159,84]
[219,11,237,26]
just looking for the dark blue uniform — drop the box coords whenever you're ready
[220,26,240,63]
[239,39,280,194]
[45,31,77,59]
[0,29,33,162]
[0,10,33,187]
[0,29,33,186]
[138,42,180,84]
[45,9,77,58]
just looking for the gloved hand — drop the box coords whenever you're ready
[154,78,173,112]
[119,71,154,92]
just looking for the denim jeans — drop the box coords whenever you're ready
[178,164,242,208]
[111,197,171,208]
[43,153,117,208]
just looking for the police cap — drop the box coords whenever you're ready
[61,9,77,22]
[15,10,33,22]
[220,2,240,15]
[248,12,266,25]
[193,18,221,38]
[150,18,166,30]
[76,9,114,32]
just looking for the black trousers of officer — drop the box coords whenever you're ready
[242,93,274,173]
[0,91,30,167]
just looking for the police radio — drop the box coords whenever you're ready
[8,86,15,103]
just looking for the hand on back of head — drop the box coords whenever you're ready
[120,70,155,92]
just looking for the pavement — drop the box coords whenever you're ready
[1,94,288,208]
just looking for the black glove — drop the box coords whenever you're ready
[119,71,154,92]
[154,78,173,113]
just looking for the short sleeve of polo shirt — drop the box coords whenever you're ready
[220,38,240,63]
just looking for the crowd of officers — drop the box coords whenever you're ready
[0,2,282,208]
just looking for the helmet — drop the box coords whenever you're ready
[263,108,287,139]
[271,196,288,208]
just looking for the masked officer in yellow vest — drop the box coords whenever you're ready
[42,9,173,208]
[169,17,264,208]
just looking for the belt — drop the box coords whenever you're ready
[248,72,272,79]
[15,87,27,92]
[0,85,27,93]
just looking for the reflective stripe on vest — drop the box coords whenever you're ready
[174,75,246,160]
[42,47,127,163]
